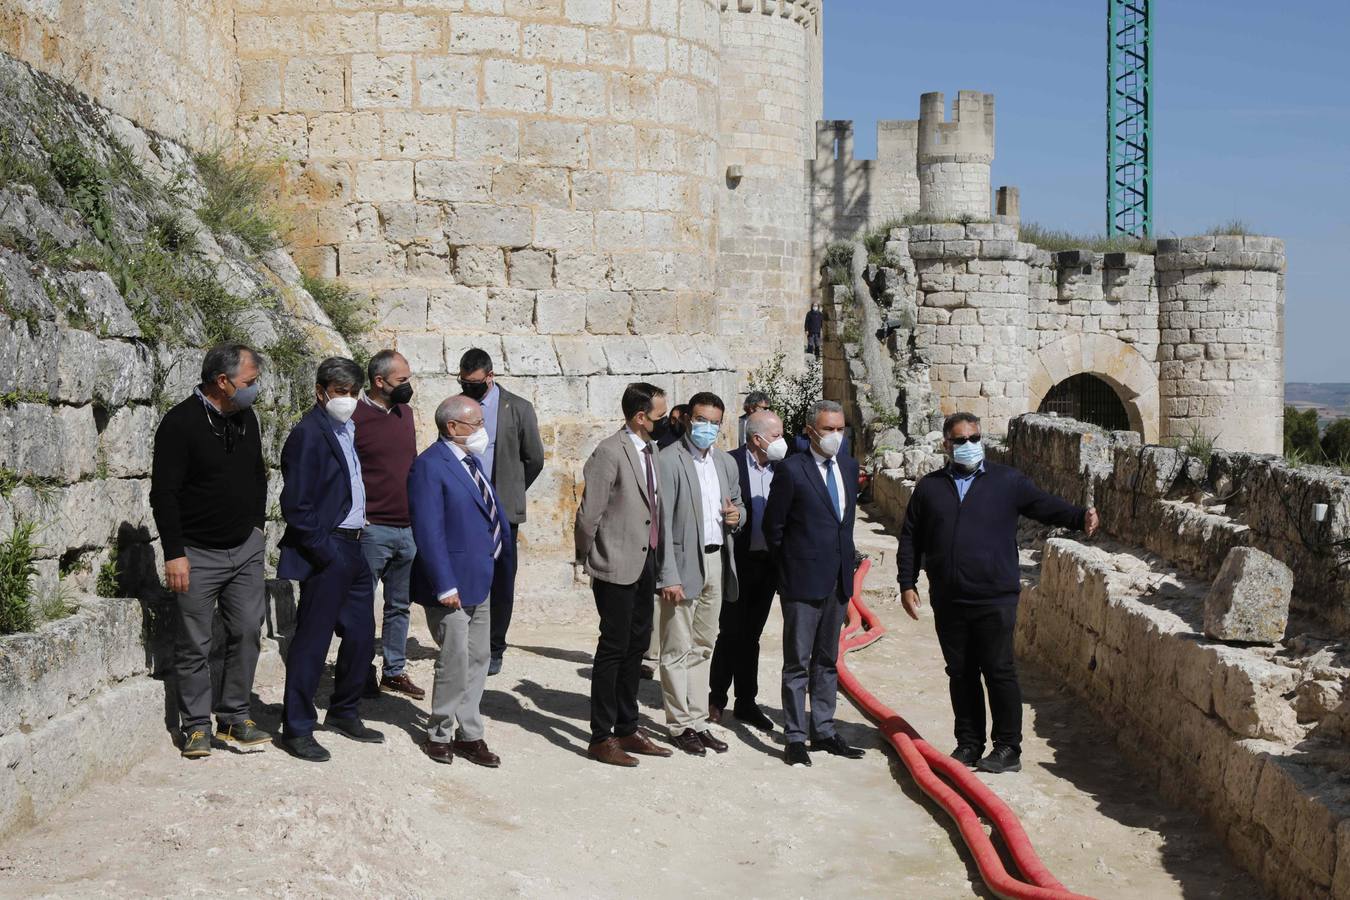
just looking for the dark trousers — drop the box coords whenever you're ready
[933,601,1021,752]
[709,550,776,711]
[780,590,846,743]
[489,523,519,661]
[283,537,376,738]
[589,555,656,743]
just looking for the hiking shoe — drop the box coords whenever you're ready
[216,720,272,748]
[279,733,331,762]
[977,745,1022,774]
[951,744,984,767]
[181,729,211,759]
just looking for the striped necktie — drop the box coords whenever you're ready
[464,456,503,560]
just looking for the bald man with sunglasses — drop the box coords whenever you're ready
[897,411,1099,776]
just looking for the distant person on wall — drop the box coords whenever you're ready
[352,350,424,702]
[277,357,384,762]
[897,411,1100,774]
[655,391,745,756]
[761,400,866,767]
[574,383,675,767]
[737,392,771,447]
[805,304,824,358]
[457,348,544,677]
[151,343,271,760]
[409,395,513,768]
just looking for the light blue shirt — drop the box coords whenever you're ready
[952,462,984,503]
[480,383,500,480]
[334,418,366,528]
[747,452,774,552]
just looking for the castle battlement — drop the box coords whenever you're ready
[918,90,996,164]
[720,0,821,31]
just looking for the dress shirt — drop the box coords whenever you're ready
[810,447,846,520]
[952,461,984,502]
[746,451,774,552]
[334,417,366,529]
[480,383,500,480]
[688,440,723,548]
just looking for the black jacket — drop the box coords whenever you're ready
[897,462,1085,604]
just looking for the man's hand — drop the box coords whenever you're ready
[572,562,588,585]
[440,592,462,610]
[164,557,190,594]
[721,497,740,528]
[1084,507,1100,538]
[900,588,922,621]
[660,585,686,605]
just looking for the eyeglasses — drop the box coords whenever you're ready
[453,418,485,429]
[691,415,722,426]
[949,434,982,446]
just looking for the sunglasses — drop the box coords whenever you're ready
[949,434,982,446]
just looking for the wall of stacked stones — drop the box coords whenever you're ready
[0,0,238,146]
[233,0,742,550]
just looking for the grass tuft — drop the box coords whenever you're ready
[302,273,374,366]
[194,148,282,253]
[1207,219,1253,236]
[1019,222,1156,254]
[0,518,40,635]
[36,579,78,622]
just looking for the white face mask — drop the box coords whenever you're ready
[816,430,844,458]
[463,427,490,456]
[763,436,788,462]
[324,393,358,425]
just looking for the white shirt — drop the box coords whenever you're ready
[688,442,723,548]
[624,425,658,503]
[810,448,846,519]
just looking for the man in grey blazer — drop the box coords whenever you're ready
[458,348,545,675]
[575,383,676,767]
[656,392,745,756]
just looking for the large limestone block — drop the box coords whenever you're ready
[1204,547,1292,644]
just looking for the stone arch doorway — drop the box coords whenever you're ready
[1027,333,1160,442]
[1038,373,1132,431]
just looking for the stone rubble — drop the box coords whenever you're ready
[1204,547,1293,644]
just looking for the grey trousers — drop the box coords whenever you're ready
[175,529,267,731]
[780,590,846,744]
[425,600,491,743]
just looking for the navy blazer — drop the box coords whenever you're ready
[761,449,859,602]
[729,446,769,561]
[277,405,358,582]
[408,441,516,609]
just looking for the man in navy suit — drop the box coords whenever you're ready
[408,394,513,768]
[277,357,383,762]
[761,400,866,766]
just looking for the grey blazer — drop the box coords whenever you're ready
[656,439,745,603]
[490,385,545,525]
[574,428,662,585]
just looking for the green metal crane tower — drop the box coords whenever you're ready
[1107,0,1153,238]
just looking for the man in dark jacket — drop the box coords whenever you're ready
[898,412,1099,774]
[804,304,823,357]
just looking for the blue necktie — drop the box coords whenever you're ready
[464,456,503,560]
[823,458,841,521]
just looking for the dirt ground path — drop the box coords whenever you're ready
[0,510,1261,898]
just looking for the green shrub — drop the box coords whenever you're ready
[1168,422,1216,469]
[1284,406,1322,461]
[95,554,120,598]
[746,352,823,439]
[0,519,39,635]
[1321,417,1350,465]
[302,273,374,366]
[824,241,854,271]
[48,139,112,241]
[194,148,282,253]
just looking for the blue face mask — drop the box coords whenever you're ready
[951,439,984,470]
[228,381,260,413]
[689,421,719,450]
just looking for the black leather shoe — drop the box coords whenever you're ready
[785,741,812,767]
[810,734,864,759]
[324,715,385,744]
[279,734,331,762]
[733,704,775,732]
[697,730,729,753]
[951,744,984,767]
[671,728,707,756]
[977,745,1022,774]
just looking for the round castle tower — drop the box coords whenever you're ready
[917,90,995,222]
[716,0,824,363]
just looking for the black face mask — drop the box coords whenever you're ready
[388,382,414,405]
[651,417,673,442]
[460,379,490,402]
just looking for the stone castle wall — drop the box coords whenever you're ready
[0,0,237,145]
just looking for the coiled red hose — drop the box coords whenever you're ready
[838,559,1095,900]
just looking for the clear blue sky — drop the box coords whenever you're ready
[823,1,1350,383]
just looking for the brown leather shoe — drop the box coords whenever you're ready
[697,730,729,754]
[588,737,639,767]
[617,730,673,758]
[671,728,707,756]
[381,673,426,701]
[452,739,501,768]
[708,704,723,724]
[422,741,453,765]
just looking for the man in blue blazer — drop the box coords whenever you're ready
[408,394,514,768]
[277,357,383,762]
[761,400,866,767]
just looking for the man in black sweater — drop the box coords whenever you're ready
[897,412,1099,774]
[150,343,271,759]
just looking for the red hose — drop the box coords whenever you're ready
[838,559,1095,900]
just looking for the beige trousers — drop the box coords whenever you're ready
[659,548,723,732]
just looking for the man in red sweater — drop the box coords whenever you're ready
[353,350,424,700]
